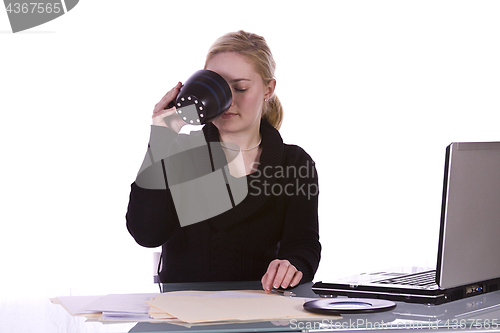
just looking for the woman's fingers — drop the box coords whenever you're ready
[274,261,302,289]
[153,82,182,114]
[289,270,303,289]
[152,82,182,127]
[261,259,302,292]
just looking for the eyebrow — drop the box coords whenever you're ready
[230,78,251,83]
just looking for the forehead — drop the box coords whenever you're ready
[205,52,260,83]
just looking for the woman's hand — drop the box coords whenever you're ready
[261,259,303,292]
[152,82,186,133]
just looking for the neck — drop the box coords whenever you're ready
[219,131,261,151]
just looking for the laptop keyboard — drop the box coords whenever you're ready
[374,270,438,287]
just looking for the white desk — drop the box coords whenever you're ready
[2,282,500,333]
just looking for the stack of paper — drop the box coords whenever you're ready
[52,290,340,326]
[51,293,160,322]
[147,290,320,324]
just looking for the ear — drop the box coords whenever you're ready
[264,78,276,100]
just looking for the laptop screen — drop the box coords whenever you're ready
[437,142,500,289]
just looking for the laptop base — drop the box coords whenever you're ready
[312,276,500,305]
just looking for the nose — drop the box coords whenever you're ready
[228,88,235,107]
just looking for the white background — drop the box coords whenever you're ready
[1,0,499,305]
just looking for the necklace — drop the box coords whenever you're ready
[220,138,262,151]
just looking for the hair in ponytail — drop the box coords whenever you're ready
[204,30,283,130]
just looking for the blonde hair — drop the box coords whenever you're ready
[204,30,283,130]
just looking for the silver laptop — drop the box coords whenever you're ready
[313,141,500,305]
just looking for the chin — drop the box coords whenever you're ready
[214,122,240,133]
[214,115,237,127]
[214,115,261,133]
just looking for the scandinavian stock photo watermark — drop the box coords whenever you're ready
[136,135,319,227]
[3,0,79,33]
[289,318,500,331]
[248,160,319,200]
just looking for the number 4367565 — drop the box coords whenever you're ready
[6,3,62,14]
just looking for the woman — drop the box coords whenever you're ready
[126,30,321,292]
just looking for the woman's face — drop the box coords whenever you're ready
[205,52,275,136]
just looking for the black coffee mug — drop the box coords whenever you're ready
[168,69,232,125]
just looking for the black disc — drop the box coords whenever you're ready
[303,298,396,314]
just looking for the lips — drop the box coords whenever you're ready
[221,112,238,119]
